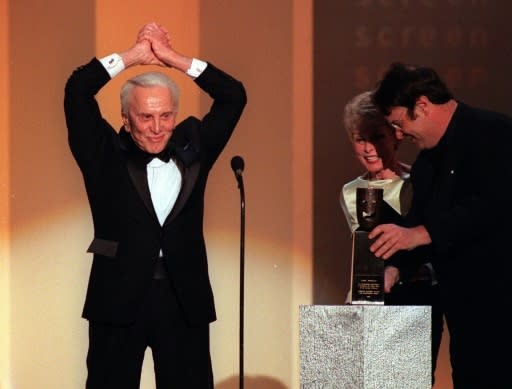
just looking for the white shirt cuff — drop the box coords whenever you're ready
[186,58,207,78]
[99,53,125,78]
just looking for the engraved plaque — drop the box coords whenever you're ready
[350,187,384,305]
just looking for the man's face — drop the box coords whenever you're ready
[386,101,434,149]
[122,85,177,154]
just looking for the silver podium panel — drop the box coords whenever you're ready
[299,305,431,389]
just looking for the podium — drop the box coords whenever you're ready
[299,305,431,389]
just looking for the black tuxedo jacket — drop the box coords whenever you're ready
[64,58,246,326]
[407,102,512,302]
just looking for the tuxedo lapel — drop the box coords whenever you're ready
[164,161,200,225]
[120,128,159,223]
[125,157,159,223]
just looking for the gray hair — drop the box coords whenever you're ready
[120,71,180,115]
[343,90,390,136]
[343,90,400,152]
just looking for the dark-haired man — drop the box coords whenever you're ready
[368,62,511,388]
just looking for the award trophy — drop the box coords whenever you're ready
[349,187,385,304]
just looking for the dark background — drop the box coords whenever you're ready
[313,0,511,303]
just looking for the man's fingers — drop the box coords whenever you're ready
[369,231,386,253]
[369,231,397,259]
[367,227,380,240]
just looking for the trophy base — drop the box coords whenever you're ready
[299,305,432,388]
[349,231,384,305]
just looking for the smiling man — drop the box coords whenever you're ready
[368,62,512,389]
[64,22,246,389]
[121,76,178,154]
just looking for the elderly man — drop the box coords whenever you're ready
[64,22,246,389]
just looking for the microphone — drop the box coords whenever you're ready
[230,155,246,389]
[231,155,245,177]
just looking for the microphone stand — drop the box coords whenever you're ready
[235,172,245,389]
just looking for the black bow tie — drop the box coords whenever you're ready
[120,128,198,167]
[143,143,176,164]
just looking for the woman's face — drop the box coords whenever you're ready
[351,124,399,176]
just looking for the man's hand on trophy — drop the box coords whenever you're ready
[369,224,432,260]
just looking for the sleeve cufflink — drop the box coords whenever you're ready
[99,53,125,78]
[186,58,208,78]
